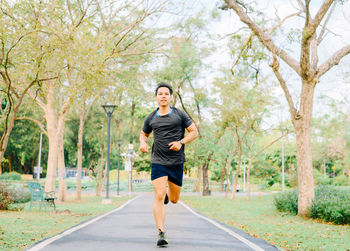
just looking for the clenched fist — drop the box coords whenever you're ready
[168,141,182,151]
[139,142,149,153]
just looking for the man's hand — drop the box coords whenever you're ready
[168,141,182,151]
[139,142,149,153]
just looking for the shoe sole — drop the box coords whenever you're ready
[157,239,168,246]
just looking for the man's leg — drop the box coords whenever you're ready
[168,180,181,204]
[152,176,168,231]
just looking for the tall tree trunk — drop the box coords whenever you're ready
[246,158,252,201]
[202,152,213,196]
[231,143,241,199]
[101,162,107,193]
[293,81,315,216]
[95,149,105,196]
[8,154,12,172]
[76,105,85,200]
[225,147,235,198]
[220,158,227,192]
[43,82,72,193]
[246,131,256,202]
[0,110,17,174]
[193,166,202,192]
[57,119,67,201]
[76,94,100,200]
[44,85,58,192]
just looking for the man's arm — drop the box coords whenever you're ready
[168,123,199,151]
[182,123,199,144]
[139,131,150,153]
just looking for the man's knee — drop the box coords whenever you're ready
[154,190,166,201]
[170,198,178,204]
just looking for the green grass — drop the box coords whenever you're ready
[181,194,350,251]
[0,195,132,251]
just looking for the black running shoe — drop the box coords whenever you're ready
[164,194,169,204]
[157,230,168,246]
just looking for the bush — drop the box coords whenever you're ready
[332,175,350,186]
[8,186,31,203]
[274,185,350,224]
[273,190,298,215]
[309,185,350,225]
[0,182,14,210]
[313,169,332,185]
[0,172,22,180]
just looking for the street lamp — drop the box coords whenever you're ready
[102,104,116,202]
[117,140,121,196]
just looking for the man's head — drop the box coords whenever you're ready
[155,83,173,96]
[155,83,172,108]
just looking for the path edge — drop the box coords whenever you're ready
[25,195,140,251]
[179,200,280,251]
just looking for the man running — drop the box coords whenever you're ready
[139,83,198,246]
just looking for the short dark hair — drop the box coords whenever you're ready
[155,83,173,96]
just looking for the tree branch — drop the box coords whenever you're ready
[317,0,337,45]
[176,91,196,124]
[296,0,306,12]
[252,134,284,160]
[308,0,334,36]
[270,56,297,120]
[317,44,350,78]
[265,11,302,34]
[15,116,48,136]
[224,0,301,76]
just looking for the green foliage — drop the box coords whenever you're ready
[309,186,350,225]
[0,172,22,180]
[274,190,298,215]
[274,186,350,224]
[133,154,151,172]
[2,102,48,175]
[313,168,350,186]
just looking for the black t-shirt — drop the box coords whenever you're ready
[142,106,193,166]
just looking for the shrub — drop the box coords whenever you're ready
[309,185,350,225]
[8,186,31,203]
[0,182,14,210]
[0,172,22,180]
[332,175,350,186]
[274,185,350,224]
[273,190,298,215]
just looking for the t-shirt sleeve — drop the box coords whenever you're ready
[142,114,153,134]
[179,110,193,128]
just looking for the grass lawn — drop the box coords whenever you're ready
[181,194,350,251]
[0,195,132,251]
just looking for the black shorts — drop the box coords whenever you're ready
[151,163,184,187]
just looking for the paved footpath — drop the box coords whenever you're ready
[27,193,279,251]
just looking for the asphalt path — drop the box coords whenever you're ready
[27,193,279,251]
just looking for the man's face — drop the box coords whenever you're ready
[155,87,172,107]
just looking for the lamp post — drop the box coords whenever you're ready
[102,104,116,203]
[36,132,43,182]
[117,140,121,196]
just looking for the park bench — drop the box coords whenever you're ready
[27,182,56,210]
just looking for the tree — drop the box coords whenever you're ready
[222,0,350,216]
[0,1,58,173]
[18,0,169,199]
